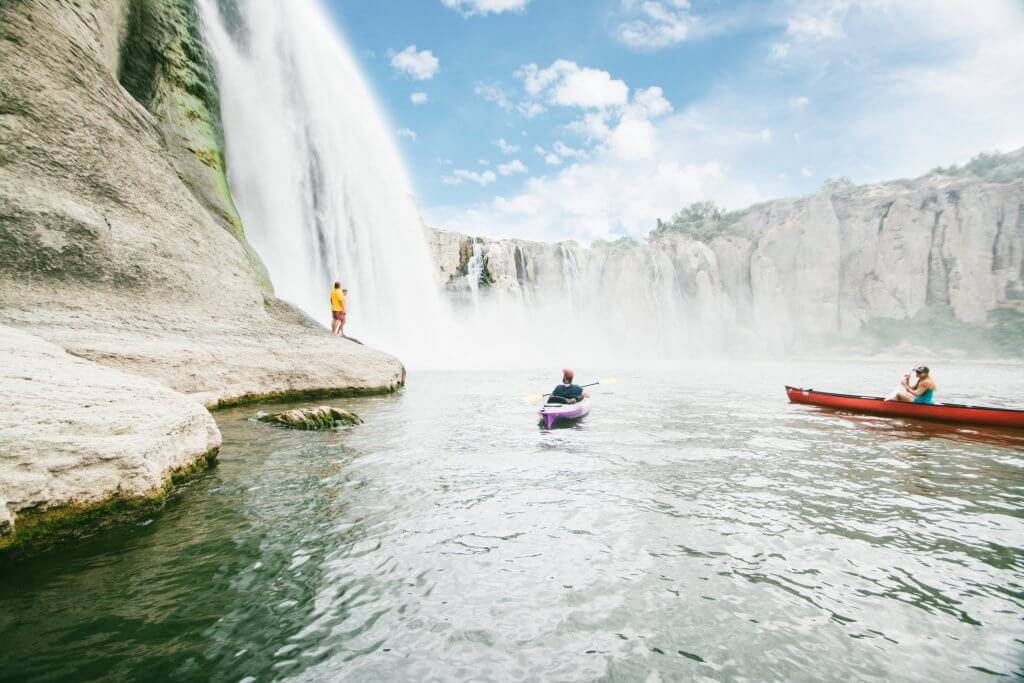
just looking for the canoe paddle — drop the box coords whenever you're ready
[525,377,617,404]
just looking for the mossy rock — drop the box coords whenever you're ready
[255,406,363,430]
[0,450,217,562]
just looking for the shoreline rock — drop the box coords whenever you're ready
[0,1,405,558]
[0,325,221,557]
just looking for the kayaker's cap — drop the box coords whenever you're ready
[915,365,929,374]
[562,368,574,383]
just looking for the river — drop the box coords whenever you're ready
[1,360,1022,681]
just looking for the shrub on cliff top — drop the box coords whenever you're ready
[592,236,639,249]
[929,150,1024,183]
[650,201,739,242]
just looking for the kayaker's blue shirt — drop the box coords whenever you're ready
[551,383,583,401]
[914,388,935,404]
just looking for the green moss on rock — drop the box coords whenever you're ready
[213,382,404,410]
[117,0,272,292]
[256,406,364,430]
[0,449,217,561]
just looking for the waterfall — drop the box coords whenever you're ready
[465,240,485,306]
[198,0,454,365]
[197,0,735,367]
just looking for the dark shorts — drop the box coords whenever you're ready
[332,310,346,321]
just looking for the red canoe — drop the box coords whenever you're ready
[785,386,1024,429]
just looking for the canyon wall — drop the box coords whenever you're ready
[0,0,403,552]
[430,164,1024,354]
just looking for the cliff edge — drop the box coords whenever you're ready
[0,0,404,553]
[430,157,1024,356]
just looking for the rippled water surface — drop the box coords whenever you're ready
[2,361,1023,681]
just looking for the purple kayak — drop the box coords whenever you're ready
[539,398,591,429]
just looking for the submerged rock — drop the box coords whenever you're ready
[256,406,363,430]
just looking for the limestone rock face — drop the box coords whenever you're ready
[0,1,404,548]
[0,325,220,542]
[0,0,405,399]
[428,167,1024,350]
[256,406,363,430]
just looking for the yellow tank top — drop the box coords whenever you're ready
[330,289,346,312]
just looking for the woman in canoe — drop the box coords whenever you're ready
[893,365,936,404]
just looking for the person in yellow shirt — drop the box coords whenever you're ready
[330,282,347,336]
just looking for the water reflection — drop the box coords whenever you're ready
[1,362,1022,681]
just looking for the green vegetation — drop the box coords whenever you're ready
[650,201,740,241]
[0,450,217,561]
[929,150,1024,184]
[116,0,272,292]
[822,176,855,192]
[592,236,639,249]
[859,305,1024,358]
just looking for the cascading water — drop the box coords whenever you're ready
[198,0,454,365]
[198,0,731,368]
[464,240,485,306]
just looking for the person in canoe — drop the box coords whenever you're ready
[549,368,590,404]
[893,365,936,404]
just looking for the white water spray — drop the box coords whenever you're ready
[199,0,738,369]
[198,0,454,365]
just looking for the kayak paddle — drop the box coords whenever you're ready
[525,376,616,403]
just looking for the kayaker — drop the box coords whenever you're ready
[894,366,936,404]
[330,283,347,336]
[549,368,589,404]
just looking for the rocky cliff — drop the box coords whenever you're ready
[0,0,404,554]
[430,157,1024,356]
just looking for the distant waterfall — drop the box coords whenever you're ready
[465,240,485,305]
[198,0,453,364]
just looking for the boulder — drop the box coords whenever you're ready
[256,406,363,430]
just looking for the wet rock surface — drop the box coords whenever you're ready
[256,406,364,430]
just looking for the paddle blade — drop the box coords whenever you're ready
[600,376,617,385]
[524,393,544,404]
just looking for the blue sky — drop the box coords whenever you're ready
[322,0,1024,242]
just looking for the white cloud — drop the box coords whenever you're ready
[608,118,658,160]
[553,141,585,159]
[625,86,673,119]
[497,159,528,175]
[440,0,529,16]
[432,0,1024,246]
[390,45,439,80]
[396,128,417,141]
[787,10,846,41]
[516,60,629,109]
[410,91,428,105]
[615,0,695,50]
[475,83,512,111]
[567,111,613,141]
[478,159,490,166]
[495,138,521,154]
[517,101,546,119]
[533,145,562,166]
[442,169,497,186]
[428,151,754,244]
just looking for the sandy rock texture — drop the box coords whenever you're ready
[429,164,1024,351]
[0,0,403,547]
[0,325,220,548]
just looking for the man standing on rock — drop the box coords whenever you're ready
[330,282,347,336]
